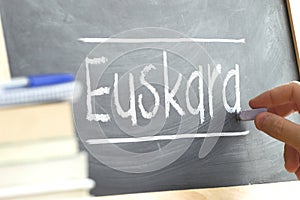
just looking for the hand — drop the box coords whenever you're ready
[249,81,300,179]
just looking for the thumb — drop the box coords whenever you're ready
[255,112,300,151]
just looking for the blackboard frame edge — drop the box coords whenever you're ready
[286,0,300,75]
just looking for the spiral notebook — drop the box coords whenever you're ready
[0,82,81,107]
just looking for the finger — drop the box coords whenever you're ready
[268,102,297,117]
[249,81,300,109]
[284,144,300,173]
[254,112,300,151]
[295,167,300,180]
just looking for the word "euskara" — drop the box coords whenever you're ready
[86,51,240,125]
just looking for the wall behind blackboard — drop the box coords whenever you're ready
[0,0,299,196]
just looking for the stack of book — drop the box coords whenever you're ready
[0,77,94,199]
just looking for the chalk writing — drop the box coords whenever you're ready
[86,51,241,125]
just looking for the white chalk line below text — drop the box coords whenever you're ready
[86,131,250,144]
[79,38,246,44]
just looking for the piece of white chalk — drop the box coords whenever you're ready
[237,108,267,121]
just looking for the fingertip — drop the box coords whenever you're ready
[255,112,300,148]
[249,97,263,109]
[285,161,299,173]
[295,168,300,180]
[249,98,255,108]
[254,112,269,130]
[284,145,300,173]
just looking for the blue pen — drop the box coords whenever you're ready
[0,73,74,89]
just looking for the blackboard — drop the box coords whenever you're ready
[1,0,299,196]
